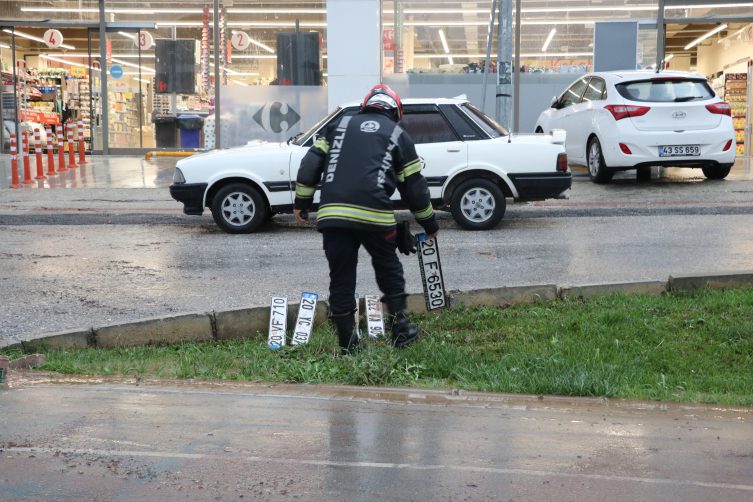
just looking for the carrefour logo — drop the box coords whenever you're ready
[252,102,301,133]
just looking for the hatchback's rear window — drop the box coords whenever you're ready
[616,78,714,103]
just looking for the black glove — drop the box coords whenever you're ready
[396,221,417,255]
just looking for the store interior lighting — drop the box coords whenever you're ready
[664,54,674,62]
[684,24,728,50]
[437,29,453,65]
[39,54,100,71]
[2,29,76,50]
[133,77,150,83]
[414,52,592,59]
[541,29,556,52]
[110,57,155,74]
[118,31,136,40]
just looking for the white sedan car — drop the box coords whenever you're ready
[535,70,736,183]
[171,97,571,233]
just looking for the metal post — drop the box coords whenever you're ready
[655,0,665,71]
[99,0,108,154]
[379,0,383,82]
[513,0,521,133]
[481,0,497,115]
[11,29,18,142]
[496,0,512,128]
[138,30,143,149]
[214,0,221,149]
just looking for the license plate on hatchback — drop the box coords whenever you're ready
[659,145,700,157]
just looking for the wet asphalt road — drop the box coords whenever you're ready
[1,381,752,501]
[1,158,753,344]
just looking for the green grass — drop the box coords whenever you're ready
[4,288,753,405]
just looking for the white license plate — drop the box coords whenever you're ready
[268,297,288,349]
[291,292,318,346]
[659,145,700,157]
[365,295,385,339]
[417,234,447,311]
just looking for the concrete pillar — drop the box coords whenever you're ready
[326,0,380,109]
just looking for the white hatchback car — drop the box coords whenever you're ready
[534,70,736,183]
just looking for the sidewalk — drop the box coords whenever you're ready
[0,155,178,190]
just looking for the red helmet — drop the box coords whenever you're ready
[361,84,403,121]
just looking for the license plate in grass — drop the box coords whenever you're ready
[417,234,447,311]
[268,297,288,349]
[365,295,385,338]
[291,292,318,346]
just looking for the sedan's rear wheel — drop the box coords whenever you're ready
[587,137,613,184]
[211,183,267,234]
[702,164,731,180]
[450,178,506,230]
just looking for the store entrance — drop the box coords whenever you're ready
[0,24,153,155]
[665,22,752,157]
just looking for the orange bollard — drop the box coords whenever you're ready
[34,128,46,180]
[22,131,32,184]
[76,119,87,165]
[66,123,77,168]
[9,134,21,188]
[56,127,67,173]
[45,125,56,175]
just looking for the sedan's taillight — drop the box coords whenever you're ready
[556,153,568,172]
[706,102,731,116]
[604,104,651,121]
[723,139,733,151]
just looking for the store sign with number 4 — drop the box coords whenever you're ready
[43,29,64,49]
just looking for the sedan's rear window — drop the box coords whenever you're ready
[461,103,509,138]
[616,78,714,103]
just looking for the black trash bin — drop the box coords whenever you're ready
[176,114,204,148]
[153,115,177,148]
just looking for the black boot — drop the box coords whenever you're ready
[332,312,360,355]
[384,295,418,348]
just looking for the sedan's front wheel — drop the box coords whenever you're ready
[587,137,613,184]
[211,183,267,234]
[450,178,506,230]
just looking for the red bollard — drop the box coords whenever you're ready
[9,134,21,188]
[22,131,32,184]
[34,128,46,180]
[45,125,56,175]
[56,127,67,173]
[66,123,77,168]
[76,119,87,165]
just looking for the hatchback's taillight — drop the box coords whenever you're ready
[556,153,568,172]
[604,104,651,121]
[723,139,733,151]
[706,102,731,116]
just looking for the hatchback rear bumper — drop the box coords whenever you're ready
[601,127,736,168]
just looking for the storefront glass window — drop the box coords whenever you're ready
[219,1,328,147]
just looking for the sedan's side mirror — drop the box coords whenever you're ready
[550,96,559,109]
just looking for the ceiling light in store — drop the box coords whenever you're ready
[230,79,249,86]
[21,7,202,14]
[227,9,325,14]
[0,43,9,49]
[684,24,727,50]
[664,54,675,62]
[155,21,326,28]
[3,29,75,50]
[133,78,150,83]
[541,29,556,52]
[40,54,100,71]
[437,29,453,65]
[118,31,136,40]
[718,24,751,43]
[414,52,592,59]
[45,52,154,59]
[227,55,277,59]
[111,57,155,74]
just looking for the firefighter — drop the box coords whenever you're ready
[294,84,439,354]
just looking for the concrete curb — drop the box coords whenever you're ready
[4,271,753,352]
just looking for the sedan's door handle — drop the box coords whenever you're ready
[446,148,460,152]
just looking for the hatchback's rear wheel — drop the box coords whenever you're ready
[450,178,506,230]
[587,137,613,184]
[702,164,731,180]
[636,166,652,182]
[211,183,267,233]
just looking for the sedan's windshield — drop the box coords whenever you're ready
[293,107,342,145]
[616,78,715,103]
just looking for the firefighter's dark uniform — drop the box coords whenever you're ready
[294,108,438,350]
